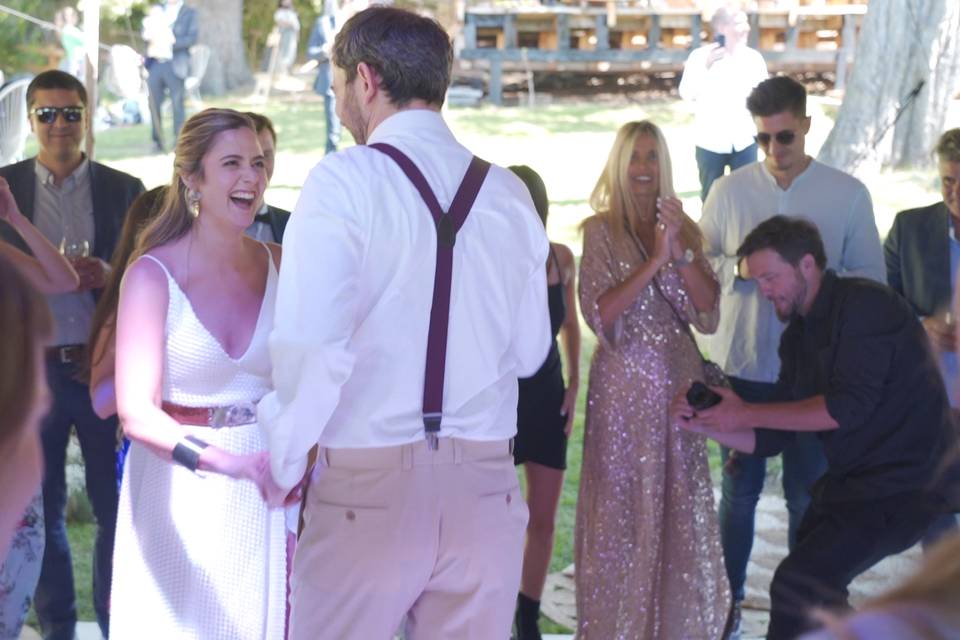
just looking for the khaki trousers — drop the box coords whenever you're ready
[289,438,528,640]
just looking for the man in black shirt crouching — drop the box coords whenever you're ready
[670,215,960,640]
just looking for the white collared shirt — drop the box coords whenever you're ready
[143,3,178,60]
[245,202,276,243]
[258,110,551,488]
[678,45,768,154]
[698,160,885,382]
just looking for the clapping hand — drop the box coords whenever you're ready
[652,214,674,268]
[656,196,689,262]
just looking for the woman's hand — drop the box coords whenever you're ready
[657,196,688,261]
[0,177,25,225]
[651,217,674,268]
[208,449,271,483]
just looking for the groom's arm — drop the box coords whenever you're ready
[258,157,364,490]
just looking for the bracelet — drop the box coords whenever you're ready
[172,435,209,472]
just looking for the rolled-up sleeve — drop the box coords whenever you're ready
[578,218,624,351]
[657,252,720,335]
[258,160,365,490]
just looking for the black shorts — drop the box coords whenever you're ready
[514,354,567,471]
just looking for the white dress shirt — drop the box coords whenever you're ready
[142,3,179,61]
[258,109,551,489]
[698,160,885,383]
[245,202,276,243]
[678,45,768,154]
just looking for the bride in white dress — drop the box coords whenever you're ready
[110,109,287,639]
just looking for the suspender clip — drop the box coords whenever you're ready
[423,414,441,450]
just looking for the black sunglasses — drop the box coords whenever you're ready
[754,130,796,147]
[32,106,85,124]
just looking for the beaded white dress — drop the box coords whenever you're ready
[109,249,286,640]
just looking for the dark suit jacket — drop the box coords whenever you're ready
[884,201,953,316]
[171,5,199,79]
[265,204,291,243]
[0,158,145,265]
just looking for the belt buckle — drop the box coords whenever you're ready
[211,404,256,428]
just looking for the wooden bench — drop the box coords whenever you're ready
[460,3,868,104]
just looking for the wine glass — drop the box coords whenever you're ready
[59,238,90,259]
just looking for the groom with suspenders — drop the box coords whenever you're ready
[257,7,552,639]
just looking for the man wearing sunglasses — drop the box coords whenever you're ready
[697,75,885,639]
[0,70,143,640]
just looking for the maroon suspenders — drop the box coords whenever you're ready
[369,143,491,449]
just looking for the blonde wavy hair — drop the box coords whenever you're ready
[588,120,701,250]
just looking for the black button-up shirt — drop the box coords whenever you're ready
[755,270,960,505]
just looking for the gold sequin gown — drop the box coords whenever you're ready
[575,216,730,639]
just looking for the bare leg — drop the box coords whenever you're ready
[520,461,564,599]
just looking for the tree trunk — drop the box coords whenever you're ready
[818,0,960,177]
[196,0,252,96]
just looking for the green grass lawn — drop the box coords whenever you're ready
[26,523,96,630]
[51,89,953,633]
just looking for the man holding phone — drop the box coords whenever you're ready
[697,75,885,639]
[672,215,960,639]
[679,5,767,200]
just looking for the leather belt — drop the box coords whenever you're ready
[46,344,86,365]
[162,401,258,428]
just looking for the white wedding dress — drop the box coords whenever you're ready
[109,248,286,640]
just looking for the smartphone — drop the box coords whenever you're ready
[687,381,723,412]
[715,33,726,48]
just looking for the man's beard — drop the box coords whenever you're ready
[341,91,369,145]
[774,271,807,322]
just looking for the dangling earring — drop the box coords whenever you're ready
[187,189,201,218]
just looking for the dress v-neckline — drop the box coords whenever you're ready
[145,248,275,362]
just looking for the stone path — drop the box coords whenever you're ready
[540,490,922,638]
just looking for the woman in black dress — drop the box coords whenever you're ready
[509,165,581,640]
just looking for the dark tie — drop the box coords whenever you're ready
[254,211,271,224]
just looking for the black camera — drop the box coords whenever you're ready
[687,381,722,412]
